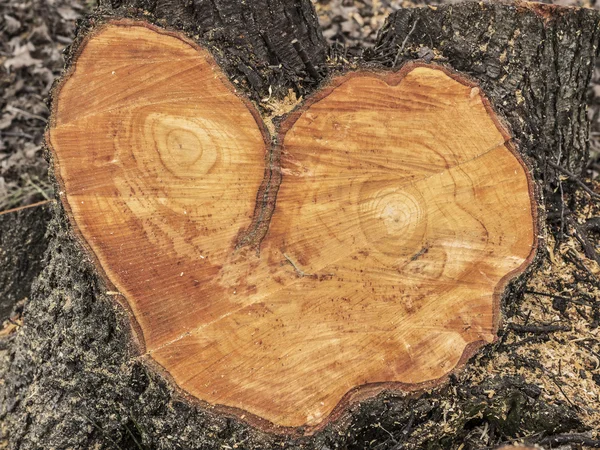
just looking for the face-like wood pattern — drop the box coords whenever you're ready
[48,21,537,431]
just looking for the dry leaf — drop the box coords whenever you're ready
[3,41,42,71]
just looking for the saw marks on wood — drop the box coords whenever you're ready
[48,21,537,431]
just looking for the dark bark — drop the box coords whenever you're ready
[93,0,328,101]
[2,2,600,449]
[0,202,52,322]
[366,2,600,176]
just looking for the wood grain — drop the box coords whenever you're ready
[48,21,537,431]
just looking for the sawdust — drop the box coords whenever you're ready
[260,89,303,137]
[467,184,600,443]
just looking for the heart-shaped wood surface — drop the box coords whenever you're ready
[48,20,537,431]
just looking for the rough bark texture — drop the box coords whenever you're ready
[1,2,600,449]
[94,0,328,101]
[0,203,52,322]
[367,2,600,176]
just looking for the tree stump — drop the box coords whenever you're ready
[47,19,537,430]
[2,1,600,448]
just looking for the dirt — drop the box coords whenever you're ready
[469,185,600,446]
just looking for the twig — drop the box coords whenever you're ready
[402,412,415,437]
[558,178,566,241]
[566,215,600,264]
[566,248,598,282]
[291,39,320,80]
[506,323,569,334]
[26,178,51,201]
[547,160,600,200]
[6,105,47,122]
[260,32,280,65]
[549,375,579,411]
[393,18,419,67]
[573,339,600,366]
[124,423,144,450]
[502,334,540,348]
[0,199,53,216]
[524,290,590,307]
[540,434,600,447]
[373,423,397,449]
[56,35,73,45]
[283,253,314,278]
[77,412,124,450]
[0,131,35,139]
[584,216,600,232]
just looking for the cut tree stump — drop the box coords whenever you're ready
[48,20,537,430]
[3,1,600,448]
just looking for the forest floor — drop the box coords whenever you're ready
[1,0,600,448]
[0,0,92,211]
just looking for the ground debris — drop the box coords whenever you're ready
[0,0,88,211]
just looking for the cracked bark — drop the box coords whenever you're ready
[367,2,600,176]
[0,202,52,322]
[95,0,328,101]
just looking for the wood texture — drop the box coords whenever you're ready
[48,21,537,430]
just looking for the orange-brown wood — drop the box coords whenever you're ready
[48,21,537,431]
